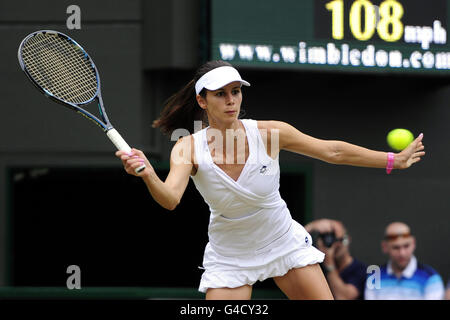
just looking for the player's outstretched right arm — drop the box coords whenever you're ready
[116,136,194,210]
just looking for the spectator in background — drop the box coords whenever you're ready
[365,222,445,300]
[305,219,367,300]
[446,280,450,300]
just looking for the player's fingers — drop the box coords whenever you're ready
[125,161,144,173]
[128,162,146,176]
[131,161,146,170]
[414,151,425,158]
[116,150,128,157]
[119,149,149,176]
[126,158,145,166]
[414,133,424,143]
[415,145,424,153]
[116,151,131,160]
[406,135,421,151]
[130,148,148,159]
[124,160,141,173]
[130,148,142,155]
[120,152,139,162]
[132,149,151,163]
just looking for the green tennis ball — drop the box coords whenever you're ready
[387,129,414,151]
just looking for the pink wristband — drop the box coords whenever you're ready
[386,152,395,174]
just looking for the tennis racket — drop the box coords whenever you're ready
[17,30,146,173]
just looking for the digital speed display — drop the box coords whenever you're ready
[210,0,450,74]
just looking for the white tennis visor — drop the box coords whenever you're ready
[195,66,250,95]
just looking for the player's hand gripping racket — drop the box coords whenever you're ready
[17,30,146,173]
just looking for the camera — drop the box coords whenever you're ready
[310,231,337,248]
[320,232,337,248]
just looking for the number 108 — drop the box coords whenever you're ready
[326,0,404,42]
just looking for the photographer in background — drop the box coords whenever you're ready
[305,219,367,300]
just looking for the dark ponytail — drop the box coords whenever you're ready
[153,60,233,136]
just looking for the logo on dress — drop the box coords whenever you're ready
[260,165,267,174]
[305,236,309,244]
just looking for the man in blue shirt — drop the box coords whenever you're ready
[446,280,450,300]
[365,222,444,300]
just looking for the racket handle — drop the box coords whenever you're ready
[107,128,146,174]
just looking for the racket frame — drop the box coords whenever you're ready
[18,30,112,132]
[18,30,145,173]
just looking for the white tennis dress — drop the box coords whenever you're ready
[191,119,324,293]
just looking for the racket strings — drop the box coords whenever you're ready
[26,34,96,102]
[22,33,98,104]
[30,34,96,103]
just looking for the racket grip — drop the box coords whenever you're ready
[107,128,146,174]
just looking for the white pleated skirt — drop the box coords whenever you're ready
[198,220,325,293]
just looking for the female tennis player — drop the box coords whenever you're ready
[116,60,425,300]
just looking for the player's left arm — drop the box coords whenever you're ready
[261,120,425,169]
